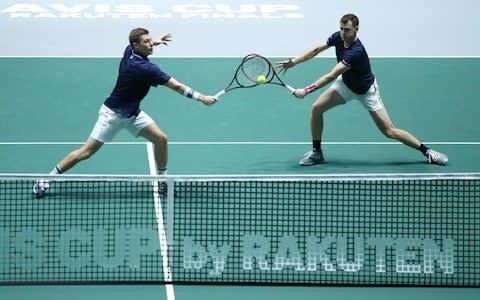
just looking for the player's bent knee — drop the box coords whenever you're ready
[77,147,96,161]
[153,132,168,145]
[383,128,398,139]
[311,103,325,115]
[79,151,93,160]
[160,132,168,143]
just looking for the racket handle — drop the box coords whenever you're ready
[214,90,226,99]
[285,85,296,94]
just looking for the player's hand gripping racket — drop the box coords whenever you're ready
[214,54,295,99]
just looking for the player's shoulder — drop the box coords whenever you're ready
[350,39,368,55]
[137,59,168,78]
[327,31,342,45]
[129,54,154,68]
[328,31,340,41]
[142,59,162,71]
[331,31,341,38]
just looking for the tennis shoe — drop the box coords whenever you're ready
[299,149,325,166]
[158,181,168,197]
[426,149,448,166]
[32,180,50,199]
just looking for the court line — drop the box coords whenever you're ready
[2,55,480,58]
[146,143,175,300]
[1,141,479,145]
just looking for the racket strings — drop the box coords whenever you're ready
[238,56,271,86]
[220,54,288,95]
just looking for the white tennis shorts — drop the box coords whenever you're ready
[330,77,384,111]
[90,105,154,143]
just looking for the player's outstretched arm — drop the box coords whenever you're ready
[292,61,349,99]
[165,77,217,106]
[275,42,330,74]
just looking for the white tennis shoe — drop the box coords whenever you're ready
[32,180,50,199]
[299,150,325,166]
[426,149,448,166]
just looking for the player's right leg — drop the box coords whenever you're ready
[32,138,103,198]
[33,138,104,198]
[57,138,104,172]
[33,105,121,198]
[300,88,346,166]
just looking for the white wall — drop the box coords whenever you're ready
[0,0,478,56]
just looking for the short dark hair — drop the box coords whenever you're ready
[340,14,359,27]
[129,28,149,45]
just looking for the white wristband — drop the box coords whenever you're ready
[183,87,200,100]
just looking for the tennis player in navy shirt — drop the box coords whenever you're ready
[33,28,217,198]
[276,14,448,166]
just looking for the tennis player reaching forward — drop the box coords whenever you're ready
[33,28,217,198]
[276,14,448,166]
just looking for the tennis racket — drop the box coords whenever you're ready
[214,54,295,99]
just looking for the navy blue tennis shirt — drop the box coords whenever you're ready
[327,31,374,94]
[104,45,171,117]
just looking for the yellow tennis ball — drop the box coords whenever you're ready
[257,75,266,84]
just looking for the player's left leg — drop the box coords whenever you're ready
[370,108,421,149]
[138,123,168,170]
[135,111,168,196]
[369,108,448,165]
[126,110,168,172]
[360,80,447,165]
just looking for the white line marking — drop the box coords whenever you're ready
[0,141,149,145]
[167,141,480,145]
[4,172,480,181]
[0,141,479,145]
[1,56,480,58]
[146,143,175,300]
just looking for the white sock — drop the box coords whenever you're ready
[158,168,167,175]
[49,165,62,175]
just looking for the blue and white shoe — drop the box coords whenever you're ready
[299,150,325,166]
[32,180,50,199]
[426,149,448,166]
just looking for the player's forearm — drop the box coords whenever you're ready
[292,43,329,65]
[301,72,337,96]
[312,73,336,90]
[305,61,347,93]
[165,78,182,93]
[166,78,204,100]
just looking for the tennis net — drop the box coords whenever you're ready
[1,173,479,286]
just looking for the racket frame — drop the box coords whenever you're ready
[214,54,295,98]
